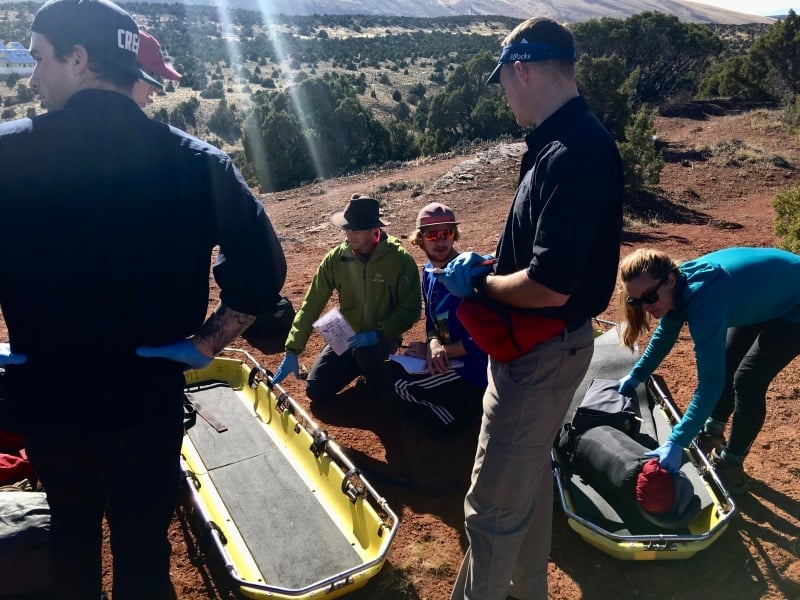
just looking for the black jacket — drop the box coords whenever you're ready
[0,89,286,431]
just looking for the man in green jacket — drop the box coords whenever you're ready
[273,194,421,402]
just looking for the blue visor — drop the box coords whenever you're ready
[486,41,576,85]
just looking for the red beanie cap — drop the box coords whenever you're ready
[636,458,676,514]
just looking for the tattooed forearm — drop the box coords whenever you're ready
[193,303,256,356]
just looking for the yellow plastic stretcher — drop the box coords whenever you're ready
[180,350,398,599]
[551,326,737,561]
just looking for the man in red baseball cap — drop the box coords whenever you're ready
[133,30,182,108]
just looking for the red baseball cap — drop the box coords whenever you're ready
[137,30,182,82]
[416,202,459,229]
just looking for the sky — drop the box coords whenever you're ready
[688,0,797,15]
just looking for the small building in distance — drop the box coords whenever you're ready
[0,41,35,79]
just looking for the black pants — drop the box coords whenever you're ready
[386,360,483,432]
[24,398,184,600]
[711,319,800,457]
[305,338,398,403]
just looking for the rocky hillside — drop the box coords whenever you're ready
[124,0,776,24]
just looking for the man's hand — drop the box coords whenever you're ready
[272,352,299,384]
[644,440,683,474]
[0,343,26,367]
[136,339,213,370]
[347,331,379,349]
[436,252,494,298]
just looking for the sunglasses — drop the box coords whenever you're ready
[423,229,455,242]
[626,276,669,308]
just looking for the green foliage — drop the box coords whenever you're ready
[749,10,800,98]
[207,98,241,143]
[385,119,419,161]
[5,72,20,88]
[698,11,800,102]
[242,75,409,191]
[417,51,517,154]
[782,94,800,132]
[617,107,664,198]
[168,97,200,131]
[393,101,411,121]
[243,108,312,192]
[697,54,773,101]
[572,12,722,108]
[773,186,800,253]
[200,80,225,99]
[576,54,634,139]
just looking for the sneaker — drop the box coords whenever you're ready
[710,448,748,495]
[696,431,725,455]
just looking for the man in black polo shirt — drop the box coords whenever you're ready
[0,0,286,597]
[438,17,624,600]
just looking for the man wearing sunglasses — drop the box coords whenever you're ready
[272,194,420,404]
[385,202,488,432]
[617,246,800,496]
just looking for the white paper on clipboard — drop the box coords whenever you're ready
[312,308,356,356]
[388,354,464,374]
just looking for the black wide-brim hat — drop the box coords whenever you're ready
[329,194,388,230]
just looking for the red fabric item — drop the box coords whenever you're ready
[0,429,24,452]
[456,298,564,363]
[636,458,676,514]
[0,451,35,486]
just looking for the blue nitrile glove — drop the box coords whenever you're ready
[618,374,640,395]
[436,251,495,298]
[272,352,299,384]
[0,343,26,367]
[136,339,213,370]
[644,440,683,474]
[347,331,379,350]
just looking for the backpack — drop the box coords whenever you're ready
[557,378,642,464]
[570,378,641,438]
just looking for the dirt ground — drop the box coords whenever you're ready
[35,101,800,598]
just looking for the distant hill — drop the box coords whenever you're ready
[105,0,775,24]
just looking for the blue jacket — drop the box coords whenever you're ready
[422,267,488,388]
[630,247,800,446]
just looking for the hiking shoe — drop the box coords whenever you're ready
[710,448,748,495]
[696,431,725,456]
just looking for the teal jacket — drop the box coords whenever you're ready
[285,233,421,354]
[630,247,800,447]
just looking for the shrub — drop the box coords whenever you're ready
[773,186,800,253]
[782,93,800,133]
[618,107,664,198]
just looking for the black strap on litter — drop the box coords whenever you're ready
[183,395,197,431]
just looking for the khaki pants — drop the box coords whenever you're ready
[451,321,594,600]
